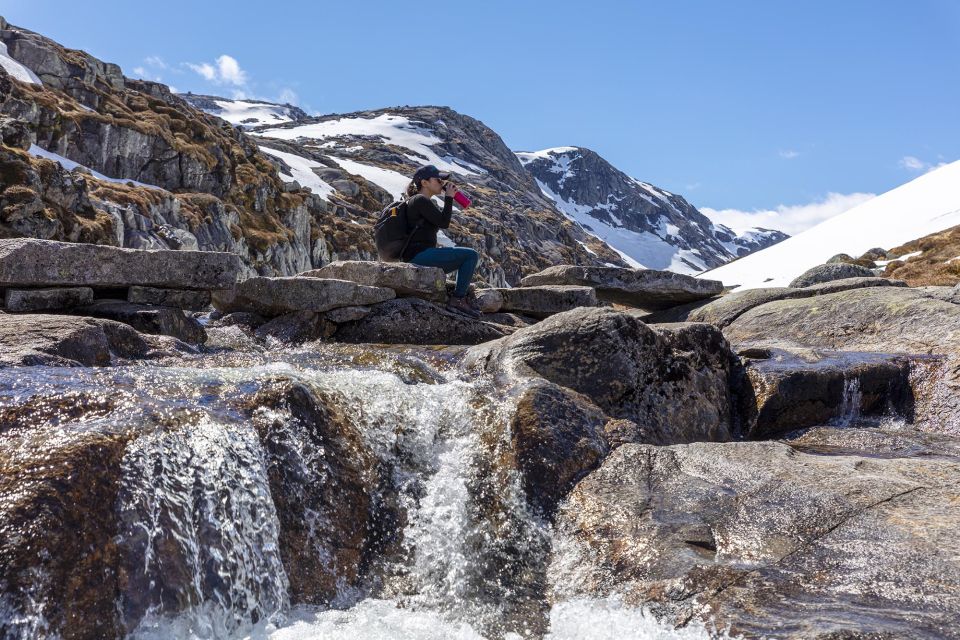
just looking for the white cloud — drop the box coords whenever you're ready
[701,191,876,236]
[145,56,168,70]
[187,62,216,81]
[779,149,800,159]
[216,55,247,86]
[900,155,946,173]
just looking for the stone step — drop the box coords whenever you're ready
[212,276,395,317]
[300,261,447,301]
[494,285,597,318]
[0,238,241,289]
[519,265,722,310]
[4,287,94,312]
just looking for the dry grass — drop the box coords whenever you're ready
[884,224,960,286]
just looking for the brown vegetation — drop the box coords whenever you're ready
[884,224,960,286]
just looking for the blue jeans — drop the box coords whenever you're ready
[410,247,479,298]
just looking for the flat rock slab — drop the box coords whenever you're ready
[74,300,207,344]
[552,439,960,638]
[519,265,723,309]
[689,277,905,328]
[0,313,154,366]
[128,286,211,311]
[301,261,446,301]
[333,298,507,346]
[0,238,241,289]
[212,277,395,317]
[4,287,93,312]
[495,285,597,318]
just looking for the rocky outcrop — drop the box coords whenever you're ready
[519,265,723,309]
[789,262,876,287]
[301,261,447,301]
[550,438,960,638]
[211,276,395,317]
[518,146,788,273]
[0,238,241,289]
[332,297,507,345]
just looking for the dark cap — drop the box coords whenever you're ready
[413,164,450,183]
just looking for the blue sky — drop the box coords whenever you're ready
[5,0,959,232]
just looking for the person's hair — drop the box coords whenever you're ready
[404,179,420,198]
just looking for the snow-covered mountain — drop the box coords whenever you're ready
[518,147,787,274]
[181,94,310,128]
[702,159,960,290]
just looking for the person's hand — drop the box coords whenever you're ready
[442,182,457,198]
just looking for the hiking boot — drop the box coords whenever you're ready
[447,295,481,319]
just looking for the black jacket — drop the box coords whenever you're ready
[401,194,454,261]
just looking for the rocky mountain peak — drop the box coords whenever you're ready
[518,146,788,273]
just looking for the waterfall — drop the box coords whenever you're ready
[833,377,863,427]
[0,352,714,640]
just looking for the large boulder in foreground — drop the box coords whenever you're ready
[301,261,447,301]
[0,238,241,289]
[550,437,960,638]
[520,265,723,309]
[789,262,876,287]
[212,277,395,317]
[0,313,169,367]
[465,307,737,445]
[333,297,507,345]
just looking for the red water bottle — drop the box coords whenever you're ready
[453,190,472,209]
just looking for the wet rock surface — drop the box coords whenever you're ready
[466,308,737,445]
[0,313,160,366]
[520,265,723,309]
[73,299,207,344]
[551,437,960,639]
[740,348,917,439]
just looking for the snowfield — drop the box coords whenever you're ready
[208,99,298,128]
[0,42,41,84]
[701,159,960,289]
[258,146,336,200]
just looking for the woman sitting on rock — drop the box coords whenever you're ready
[401,164,480,318]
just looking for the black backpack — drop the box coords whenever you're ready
[373,199,421,261]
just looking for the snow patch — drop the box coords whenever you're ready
[701,160,960,289]
[257,114,483,177]
[258,146,336,200]
[207,99,295,128]
[328,157,410,200]
[28,144,164,190]
[0,42,41,85]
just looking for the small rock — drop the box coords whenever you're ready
[333,297,507,345]
[473,288,504,313]
[74,300,207,344]
[325,306,371,324]
[4,287,94,312]
[789,263,876,287]
[254,311,333,344]
[128,286,211,311]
